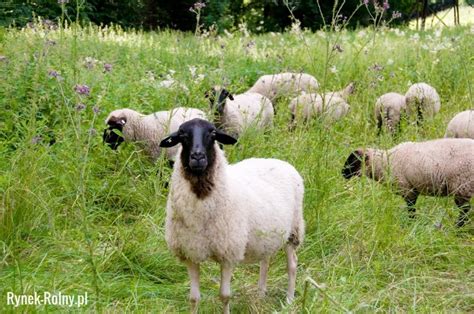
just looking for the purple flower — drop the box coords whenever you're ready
[75,103,86,111]
[58,0,69,4]
[392,11,402,19]
[31,135,42,145]
[333,44,344,53]
[383,0,390,10]
[48,70,60,78]
[93,105,100,114]
[363,0,369,5]
[193,1,206,10]
[104,63,113,72]
[370,63,384,71]
[74,84,90,96]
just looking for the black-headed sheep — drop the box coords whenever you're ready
[160,118,305,313]
[342,138,473,227]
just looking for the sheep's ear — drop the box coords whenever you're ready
[107,116,127,127]
[221,88,234,101]
[160,132,180,147]
[342,149,364,179]
[215,129,237,145]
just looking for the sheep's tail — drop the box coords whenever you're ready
[288,179,305,248]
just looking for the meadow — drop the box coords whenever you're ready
[0,17,473,312]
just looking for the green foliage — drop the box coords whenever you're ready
[0,21,473,312]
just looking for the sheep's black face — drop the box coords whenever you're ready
[342,150,364,179]
[160,118,237,175]
[103,117,126,150]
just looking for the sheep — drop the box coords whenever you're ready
[205,86,274,138]
[159,118,305,313]
[444,110,474,139]
[103,107,206,162]
[288,83,354,124]
[247,72,319,102]
[374,92,407,134]
[405,82,441,121]
[342,138,474,227]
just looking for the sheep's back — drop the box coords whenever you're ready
[227,158,304,262]
[405,83,441,118]
[445,110,474,139]
[389,139,474,197]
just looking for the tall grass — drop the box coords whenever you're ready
[0,18,473,312]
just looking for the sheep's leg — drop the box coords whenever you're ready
[404,193,418,219]
[220,262,234,314]
[454,196,470,227]
[185,261,200,314]
[285,244,298,303]
[258,258,270,297]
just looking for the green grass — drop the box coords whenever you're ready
[0,19,473,313]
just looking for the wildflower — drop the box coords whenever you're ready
[31,135,42,145]
[75,103,86,111]
[387,58,394,65]
[333,44,344,53]
[363,0,369,5]
[74,84,90,96]
[193,2,206,10]
[392,11,402,19]
[58,0,69,4]
[189,66,197,77]
[104,63,113,72]
[383,0,390,10]
[330,65,338,74]
[48,70,60,78]
[93,106,100,114]
[83,57,98,70]
[370,63,384,71]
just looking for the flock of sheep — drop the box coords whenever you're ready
[102,72,473,313]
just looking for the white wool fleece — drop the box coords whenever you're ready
[165,145,305,265]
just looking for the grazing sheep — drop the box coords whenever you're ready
[444,110,474,139]
[206,86,274,138]
[159,118,305,313]
[342,138,474,227]
[374,92,407,134]
[247,72,319,102]
[288,83,354,124]
[103,107,206,162]
[405,82,441,121]
[324,82,356,101]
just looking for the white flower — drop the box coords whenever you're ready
[387,58,394,65]
[330,65,338,74]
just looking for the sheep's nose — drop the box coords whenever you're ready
[191,151,206,161]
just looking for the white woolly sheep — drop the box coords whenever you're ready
[103,107,206,162]
[288,83,354,124]
[247,72,319,102]
[342,138,474,227]
[444,110,474,139]
[374,92,407,134]
[206,86,274,138]
[405,82,441,121]
[159,118,305,313]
